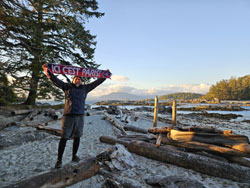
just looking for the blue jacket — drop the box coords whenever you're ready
[48,71,105,115]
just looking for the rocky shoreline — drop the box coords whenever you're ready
[94,99,250,107]
[1,104,250,187]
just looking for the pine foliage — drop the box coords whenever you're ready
[0,0,103,104]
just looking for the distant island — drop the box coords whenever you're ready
[94,92,205,106]
[159,93,204,100]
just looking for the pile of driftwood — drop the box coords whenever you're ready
[3,103,250,187]
[101,112,250,184]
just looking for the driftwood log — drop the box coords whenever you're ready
[104,112,127,135]
[161,136,250,158]
[11,110,32,116]
[117,133,250,158]
[100,136,250,183]
[180,127,233,135]
[3,157,99,188]
[124,125,148,134]
[148,126,233,135]
[169,129,250,153]
[36,125,62,137]
[228,156,250,168]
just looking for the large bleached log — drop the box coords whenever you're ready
[104,112,127,135]
[45,109,63,120]
[100,136,129,146]
[117,134,156,141]
[11,109,33,116]
[161,136,250,158]
[180,126,233,135]
[124,125,148,134]
[170,129,249,143]
[100,136,250,183]
[36,125,62,137]
[3,157,99,188]
[169,129,250,153]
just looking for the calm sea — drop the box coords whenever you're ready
[37,100,250,121]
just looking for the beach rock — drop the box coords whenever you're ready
[102,179,123,188]
[133,107,153,112]
[92,106,108,111]
[0,127,49,149]
[145,175,206,188]
[158,106,172,114]
[107,106,122,115]
[102,144,136,172]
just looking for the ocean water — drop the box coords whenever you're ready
[37,100,250,121]
[36,100,98,105]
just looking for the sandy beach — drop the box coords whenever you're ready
[0,107,250,188]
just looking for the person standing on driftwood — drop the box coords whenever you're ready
[43,64,108,168]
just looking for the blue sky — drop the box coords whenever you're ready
[85,0,250,99]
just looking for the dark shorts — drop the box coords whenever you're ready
[62,115,84,139]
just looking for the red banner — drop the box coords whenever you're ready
[47,64,112,78]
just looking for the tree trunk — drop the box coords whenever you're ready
[3,157,99,188]
[24,8,43,106]
[24,70,40,105]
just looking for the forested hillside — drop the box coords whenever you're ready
[159,92,203,100]
[204,75,250,100]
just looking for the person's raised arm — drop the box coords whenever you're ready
[42,64,68,90]
[85,69,110,93]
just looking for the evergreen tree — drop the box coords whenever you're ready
[0,0,104,105]
[205,75,250,100]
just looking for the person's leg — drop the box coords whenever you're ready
[55,138,67,168]
[72,137,80,162]
[72,115,84,162]
[55,115,74,168]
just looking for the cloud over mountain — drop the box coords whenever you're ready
[88,82,211,100]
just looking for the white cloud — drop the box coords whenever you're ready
[111,75,129,82]
[160,83,211,94]
[88,83,134,97]
[87,83,212,99]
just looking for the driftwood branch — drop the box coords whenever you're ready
[104,113,127,135]
[3,157,99,188]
